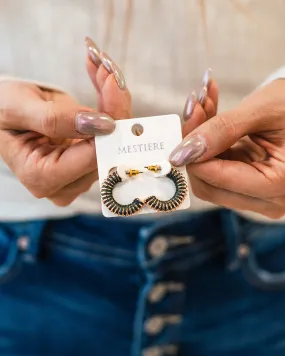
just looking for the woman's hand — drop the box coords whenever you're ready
[0,38,132,206]
[170,78,285,219]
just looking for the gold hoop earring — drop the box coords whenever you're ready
[101,165,188,216]
[101,169,144,216]
[144,165,188,212]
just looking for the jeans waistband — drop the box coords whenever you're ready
[1,210,285,289]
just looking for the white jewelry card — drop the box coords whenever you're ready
[95,114,190,217]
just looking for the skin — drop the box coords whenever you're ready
[0,56,132,207]
[4,55,283,220]
[180,79,285,219]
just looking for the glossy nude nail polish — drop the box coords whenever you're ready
[169,134,207,166]
[198,86,207,106]
[183,91,197,121]
[100,52,126,90]
[202,68,212,88]
[85,36,102,67]
[75,112,115,135]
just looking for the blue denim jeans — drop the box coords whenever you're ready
[1,209,285,356]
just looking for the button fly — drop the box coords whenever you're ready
[148,284,167,303]
[144,316,165,335]
[143,347,161,356]
[144,315,182,335]
[143,345,179,356]
[148,282,185,303]
[148,237,168,258]
[148,235,195,259]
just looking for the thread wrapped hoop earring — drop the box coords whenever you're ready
[144,166,188,212]
[101,169,144,216]
[101,165,188,216]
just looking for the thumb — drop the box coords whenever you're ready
[0,96,115,139]
[170,92,271,166]
[37,100,116,138]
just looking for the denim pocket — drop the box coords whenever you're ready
[240,223,285,290]
[221,211,285,290]
[232,214,285,290]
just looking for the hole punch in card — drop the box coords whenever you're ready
[95,114,190,217]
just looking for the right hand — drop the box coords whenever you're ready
[0,40,132,206]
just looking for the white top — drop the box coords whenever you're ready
[1,0,285,222]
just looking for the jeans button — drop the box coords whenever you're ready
[143,347,161,356]
[145,315,182,335]
[148,237,168,258]
[144,316,165,335]
[143,345,178,356]
[148,284,166,303]
[238,243,250,258]
[149,282,185,303]
[17,236,30,251]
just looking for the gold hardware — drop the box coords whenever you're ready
[125,169,142,177]
[145,165,161,173]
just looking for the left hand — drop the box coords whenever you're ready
[170,78,285,219]
[0,39,132,207]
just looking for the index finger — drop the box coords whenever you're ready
[0,83,115,138]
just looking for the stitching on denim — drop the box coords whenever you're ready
[47,241,137,267]
[50,232,135,257]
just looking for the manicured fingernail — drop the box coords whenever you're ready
[85,36,102,67]
[100,52,113,73]
[198,86,207,106]
[100,52,126,90]
[75,112,115,135]
[112,64,127,90]
[169,134,207,166]
[183,90,197,121]
[202,68,212,88]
